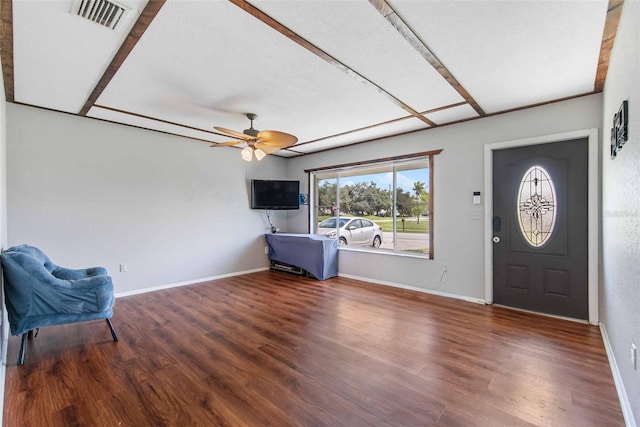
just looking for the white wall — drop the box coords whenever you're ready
[6,104,291,294]
[2,23,633,424]
[601,1,640,425]
[288,94,602,301]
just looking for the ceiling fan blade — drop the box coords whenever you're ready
[257,130,298,148]
[255,142,281,154]
[209,140,244,147]
[213,126,252,140]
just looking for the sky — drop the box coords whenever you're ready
[339,168,429,195]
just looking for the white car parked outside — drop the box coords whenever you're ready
[317,216,383,248]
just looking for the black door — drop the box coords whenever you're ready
[492,138,588,319]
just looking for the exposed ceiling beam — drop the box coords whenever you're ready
[93,104,300,156]
[93,104,227,137]
[296,101,467,148]
[0,0,621,158]
[228,0,436,127]
[594,0,624,92]
[78,0,166,116]
[0,0,14,102]
[369,0,486,117]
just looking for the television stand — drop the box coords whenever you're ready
[264,233,338,280]
[270,260,306,276]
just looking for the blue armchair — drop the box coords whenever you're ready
[0,244,118,365]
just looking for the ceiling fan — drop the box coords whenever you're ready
[211,113,298,161]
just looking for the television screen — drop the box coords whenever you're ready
[251,180,300,210]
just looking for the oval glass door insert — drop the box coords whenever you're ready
[517,165,557,247]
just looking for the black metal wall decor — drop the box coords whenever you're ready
[610,100,629,159]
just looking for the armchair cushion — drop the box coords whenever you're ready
[1,245,115,336]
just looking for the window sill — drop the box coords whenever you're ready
[338,246,430,259]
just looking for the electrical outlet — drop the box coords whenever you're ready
[264,246,269,255]
[632,343,637,370]
[119,263,128,273]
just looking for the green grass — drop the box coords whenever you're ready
[317,215,429,233]
[404,248,429,254]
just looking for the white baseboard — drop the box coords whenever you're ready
[114,267,270,298]
[337,273,486,305]
[0,267,270,427]
[600,322,637,427]
[3,272,632,427]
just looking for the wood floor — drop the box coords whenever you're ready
[4,271,624,426]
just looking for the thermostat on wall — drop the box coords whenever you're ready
[473,191,481,205]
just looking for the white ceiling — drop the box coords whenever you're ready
[6,0,614,158]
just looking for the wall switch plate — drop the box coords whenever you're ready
[264,246,269,255]
[632,343,637,370]
[119,263,127,273]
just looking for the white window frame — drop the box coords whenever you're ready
[306,150,441,259]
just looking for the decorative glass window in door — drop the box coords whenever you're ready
[517,165,557,247]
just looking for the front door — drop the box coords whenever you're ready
[492,138,588,319]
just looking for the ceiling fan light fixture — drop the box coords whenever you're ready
[254,148,266,161]
[213,113,297,160]
[244,113,259,137]
[241,147,253,161]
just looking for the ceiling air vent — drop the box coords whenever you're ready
[75,0,128,30]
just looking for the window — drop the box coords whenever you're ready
[517,165,557,247]
[307,151,440,258]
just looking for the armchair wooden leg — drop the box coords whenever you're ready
[106,319,119,342]
[17,333,28,366]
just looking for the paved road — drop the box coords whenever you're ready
[371,217,429,250]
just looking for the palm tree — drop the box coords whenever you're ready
[412,181,427,223]
[412,181,426,197]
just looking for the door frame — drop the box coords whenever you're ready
[483,129,599,324]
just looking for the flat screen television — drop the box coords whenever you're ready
[251,179,300,210]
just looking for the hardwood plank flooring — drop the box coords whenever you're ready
[3,271,624,426]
